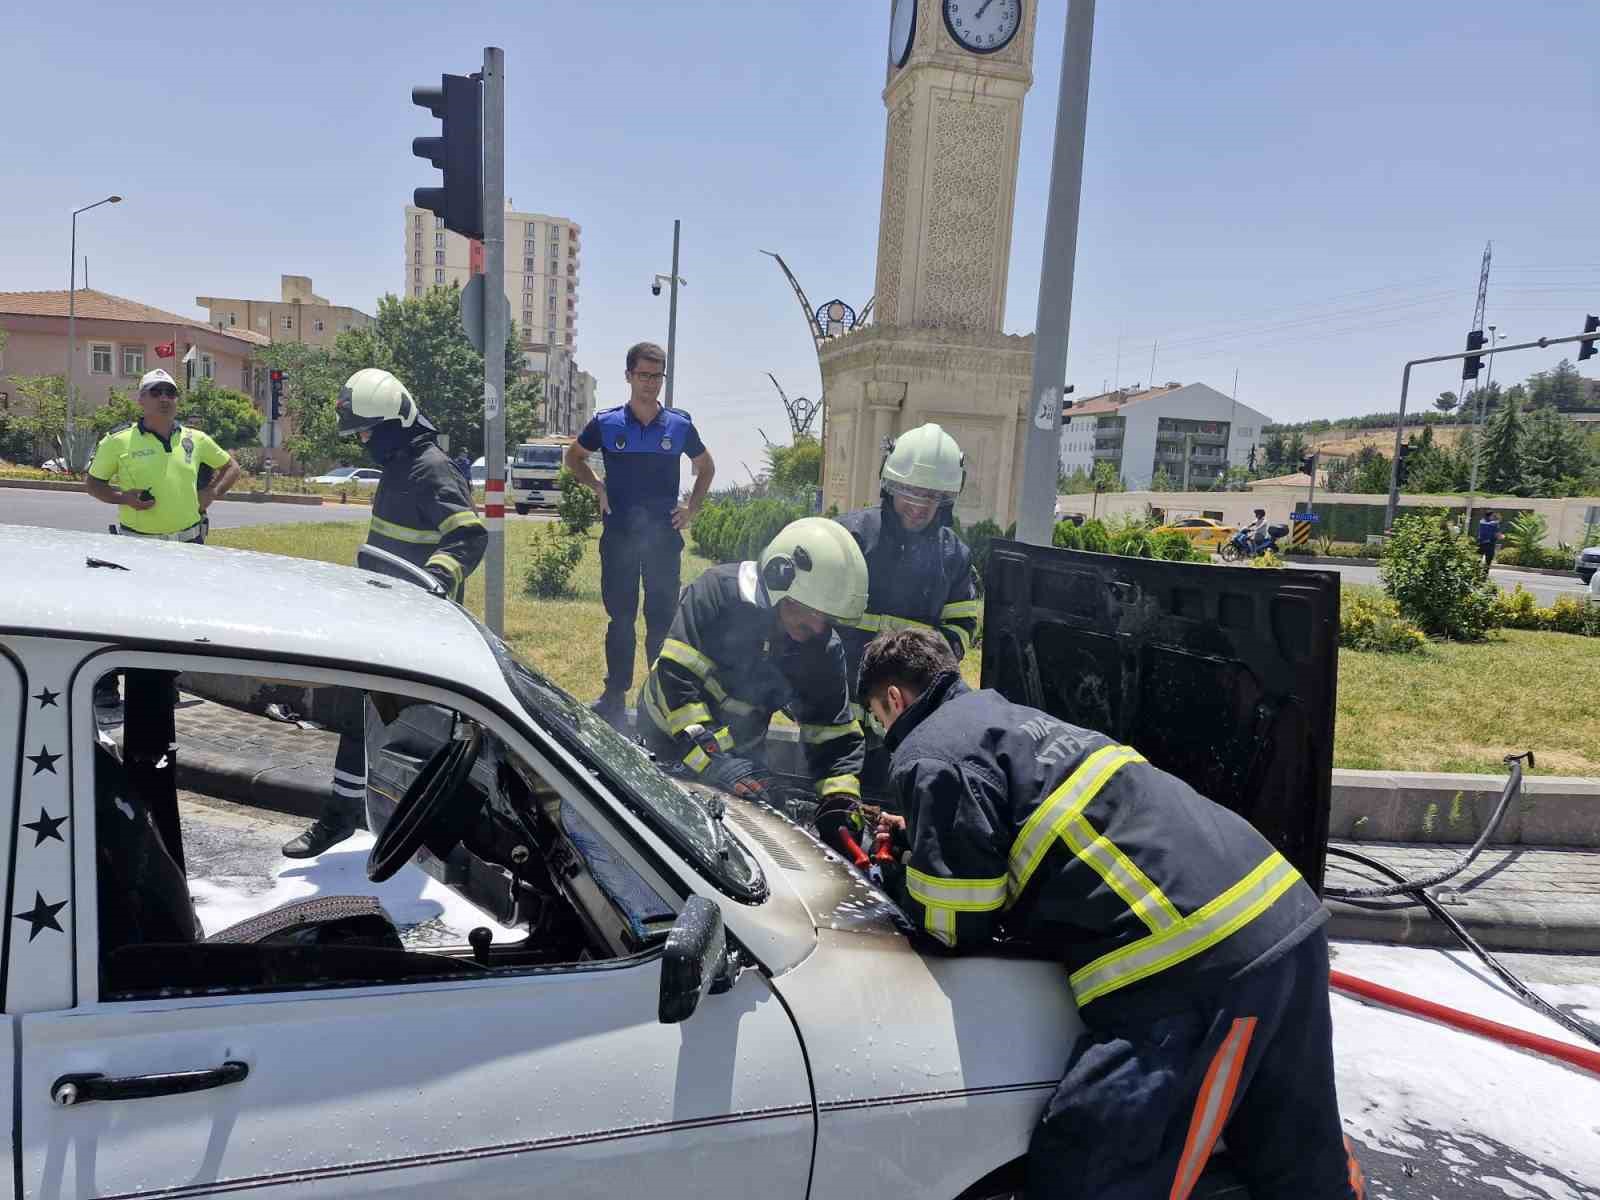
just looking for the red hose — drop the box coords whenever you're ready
[1330,969,1600,1079]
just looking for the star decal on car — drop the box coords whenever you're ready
[27,746,61,776]
[22,809,68,846]
[33,687,60,708]
[12,892,67,942]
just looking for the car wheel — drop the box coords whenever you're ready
[515,504,529,515]
[1580,569,1595,585]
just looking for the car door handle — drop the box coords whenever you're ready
[51,1060,248,1106]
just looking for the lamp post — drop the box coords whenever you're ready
[65,194,122,468]
[653,219,685,409]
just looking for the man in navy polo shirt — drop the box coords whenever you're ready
[565,341,715,726]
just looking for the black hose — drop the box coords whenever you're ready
[1326,842,1600,1049]
[1323,752,1532,901]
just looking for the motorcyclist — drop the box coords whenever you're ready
[635,517,867,808]
[1244,507,1269,551]
[282,368,486,859]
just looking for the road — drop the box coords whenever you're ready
[1284,558,1589,605]
[0,486,368,533]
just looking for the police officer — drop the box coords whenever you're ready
[637,517,867,806]
[859,629,1364,1200]
[834,423,977,782]
[565,342,715,727]
[282,368,486,858]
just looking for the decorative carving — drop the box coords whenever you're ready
[918,95,1009,331]
[874,96,915,326]
[827,411,856,510]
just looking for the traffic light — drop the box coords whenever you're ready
[412,73,483,240]
[1397,440,1415,485]
[1579,314,1599,363]
[1462,329,1487,381]
[268,369,284,421]
[1299,452,1317,476]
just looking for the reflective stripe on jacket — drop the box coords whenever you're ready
[365,435,487,601]
[884,673,1326,1020]
[833,502,978,695]
[637,560,864,797]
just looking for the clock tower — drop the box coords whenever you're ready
[820,0,1041,524]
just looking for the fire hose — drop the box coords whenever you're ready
[1323,752,1600,1068]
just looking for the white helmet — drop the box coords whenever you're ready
[759,518,869,624]
[337,368,418,435]
[881,422,965,503]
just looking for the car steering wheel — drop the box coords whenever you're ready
[366,721,484,883]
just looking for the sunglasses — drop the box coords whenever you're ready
[145,384,178,399]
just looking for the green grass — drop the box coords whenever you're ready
[210,523,1600,777]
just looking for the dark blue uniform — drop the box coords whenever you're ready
[884,673,1361,1200]
[578,403,706,697]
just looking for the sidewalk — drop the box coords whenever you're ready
[164,698,1600,954]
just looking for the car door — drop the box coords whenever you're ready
[15,651,813,1200]
[0,640,28,1200]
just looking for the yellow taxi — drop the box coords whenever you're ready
[1152,516,1237,549]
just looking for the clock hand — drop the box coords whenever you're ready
[975,0,996,17]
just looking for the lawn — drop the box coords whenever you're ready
[210,522,1599,777]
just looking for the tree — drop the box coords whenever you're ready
[1261,430,1288,472]
[251,342,345,471]
[504,374,545,446]
[1434,391,1458,414]
[1057,466,1096,494]
[1284,430,1309,468]
[1090,461,1125,492]
[7,375,67,463]
[1148,465,1176,492]
[765,435,821,495]
[1526,360,1586,412]
[1477,392,1526,496]
[1521,406,1596,496]
[1345,446,1391,494]
[89,390,143,437]
[180,379,263,450]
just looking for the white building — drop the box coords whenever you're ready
[1058,383,1272,490]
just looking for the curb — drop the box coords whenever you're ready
[178,746,327,821]
[1330,768,1600,848]
[0,478,325,506]
[1326,897,1600,954]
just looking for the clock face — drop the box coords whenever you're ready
[889,0,916,68]
[942,0,1022,54]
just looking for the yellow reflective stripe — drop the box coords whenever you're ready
[424,552,464,593]
[642,676,712,735]
[721,696,760,718]
[942,623,974,655]
[923,904,957,947]
[369,515,441,544]
[799,720,862,745]
[849,702,865,722]
[818,775,861,798]
[852,612,938,636]
[705,677,731,703]
[660,638,715,680]
[907,868,1007,913]
[1008,746,1143,899]
[1069,853,1302,1008]
[1062,815,1181,933]
[941,600,981,619]
[438,509,485,535]
[714,726,735,751]
[684,746,712,773]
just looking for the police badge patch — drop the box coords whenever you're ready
[614,436,627,450]
[182,435,195,463]
[660,437,672,451]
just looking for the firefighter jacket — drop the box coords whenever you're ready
[364,424,487,601]
[639,561,865,799]
[883,673,1327,1023]
[834,501,979,699]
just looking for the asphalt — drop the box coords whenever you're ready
[149,697,1600,955]
[1282,557,1591,605]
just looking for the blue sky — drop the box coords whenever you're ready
[4,0,1596,478]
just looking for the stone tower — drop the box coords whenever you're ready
[820,0,1039,524]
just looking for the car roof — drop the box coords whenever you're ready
[0,524,505,697]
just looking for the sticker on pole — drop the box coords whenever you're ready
[485,381,501,420]
[1034,386,1060,431]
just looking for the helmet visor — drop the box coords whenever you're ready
[335,386,387,436]
[882,480,957,505]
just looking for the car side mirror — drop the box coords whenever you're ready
[658,896,728,1024]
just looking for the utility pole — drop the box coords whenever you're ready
[482,47,507,634]
[1017,0,1096,547]
[1181,433,1193,491]
[64,195,122,470]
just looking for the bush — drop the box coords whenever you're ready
[1078,518,1110,553]
[961,519,1004,592]
[557,468,600,536]
[689,495,807,563]
[1494,586,1600,637]
[522,526,585,598]
[1111,530,1156,558]
[1249,549,1285,569]
[1052,520,1083,550]
[1380,513,1498,640]
[1341,593,1428,654]
[1503,512,1548,562]
[1151,530,1204,562]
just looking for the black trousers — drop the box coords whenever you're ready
[1027,930,1362,1200]
[599,510,683,695]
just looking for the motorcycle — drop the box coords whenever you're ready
[1219,523,1288,562]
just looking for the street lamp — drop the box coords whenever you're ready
[65,194,123,469]
[653,218,685,409]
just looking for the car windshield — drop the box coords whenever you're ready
[516,446,563,467]
[474,623,765,902]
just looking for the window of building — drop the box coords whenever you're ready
[435,269,445,284]
[435,215,444,229]
[227,312,237,327]
[435,232,445,249]
[282,315,294,331]
[90,344,113,374]
[413,268,422,284]
[121,346,145,377]
[414,286,422,298]
[435,251,445,266]
[200,353,214,381]
[524,258,535,273]
[257,316,269,331]
[313,319,325,333]
[523,309,533,328]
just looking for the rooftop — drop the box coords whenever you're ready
[1063,383,1183,418]
[0,289,267,346]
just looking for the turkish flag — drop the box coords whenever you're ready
[154,341,176,359]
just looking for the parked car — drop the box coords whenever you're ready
[1152,516,1237,550]
[469,456,516,486]
[1576,542,1600,586]
[309,465,383,487]
[0,524,1334,1197]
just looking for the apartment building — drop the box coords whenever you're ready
[402,204,581,361]
[1058,382,1273,490]
[195,275,372,349]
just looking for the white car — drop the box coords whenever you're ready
[1577,543,1600,587]
[308,465,383,487]
[0,524,1088,1200]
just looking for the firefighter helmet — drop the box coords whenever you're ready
[337,368,418,435]
[759,518,869,624]
[881,422,965,503]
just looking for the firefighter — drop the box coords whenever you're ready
[833,422,977,785]
[636,517,867,806]
[282,368,487,859]
[859,628,1364,1200]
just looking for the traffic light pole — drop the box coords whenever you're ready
[482,46,507,635]
[1384,327,1599,531]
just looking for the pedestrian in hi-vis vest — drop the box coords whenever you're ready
[281,368,486,859]
[859,628,1365,1200]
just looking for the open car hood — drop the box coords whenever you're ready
[980,541,1339,891]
